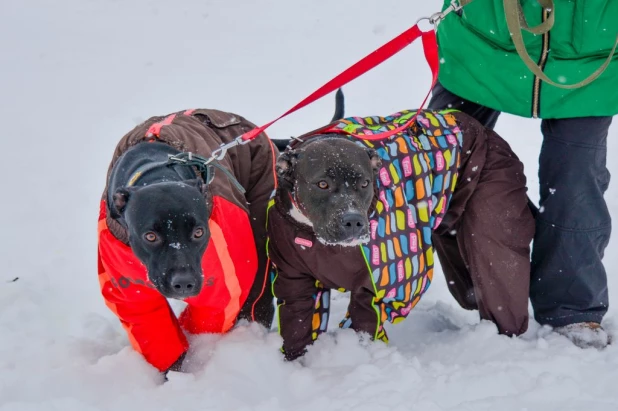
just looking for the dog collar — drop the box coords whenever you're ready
[125,152,246,195]
[126,161,172,187]
[288,191,308,220]
[284,187,316,229]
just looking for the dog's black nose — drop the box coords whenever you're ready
[169,272,198,296]
[341,212,366,238]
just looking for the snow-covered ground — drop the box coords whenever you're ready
[1,1,617,410]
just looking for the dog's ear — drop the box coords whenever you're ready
[367,149,382,174]
[276,150,298,178]
[111,187,136,218]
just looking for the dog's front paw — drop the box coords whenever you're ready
[163,370,195,384]
[282,348,307,362]
[162,351,187,382]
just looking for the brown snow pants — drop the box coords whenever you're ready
[433,127,535,336]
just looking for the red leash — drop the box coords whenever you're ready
[240,24,439,142]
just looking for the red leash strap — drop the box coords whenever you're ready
[240,25,439,142]
[345,29,439,141]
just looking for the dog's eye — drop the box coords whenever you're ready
[361,180,370,188]
[317,181,329,190]
[144,232,157,242]
[193,228,204,239]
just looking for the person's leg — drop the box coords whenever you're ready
[428,82,501,129]
[531,117,613,340]
[457,131,535,335]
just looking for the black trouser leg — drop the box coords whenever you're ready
[531,117,613,327]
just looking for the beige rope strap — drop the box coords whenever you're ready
[456,0,618,89]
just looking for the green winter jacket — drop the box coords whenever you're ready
[436,0,618,119]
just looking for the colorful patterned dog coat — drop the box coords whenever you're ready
[268,109,463,358]
[330,110,462,340]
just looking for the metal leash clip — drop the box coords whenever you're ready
[207,135,251,164]
[416,0,462,27]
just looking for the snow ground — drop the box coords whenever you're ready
[1,1,617,410]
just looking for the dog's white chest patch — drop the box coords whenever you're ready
[288,204,313,227]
